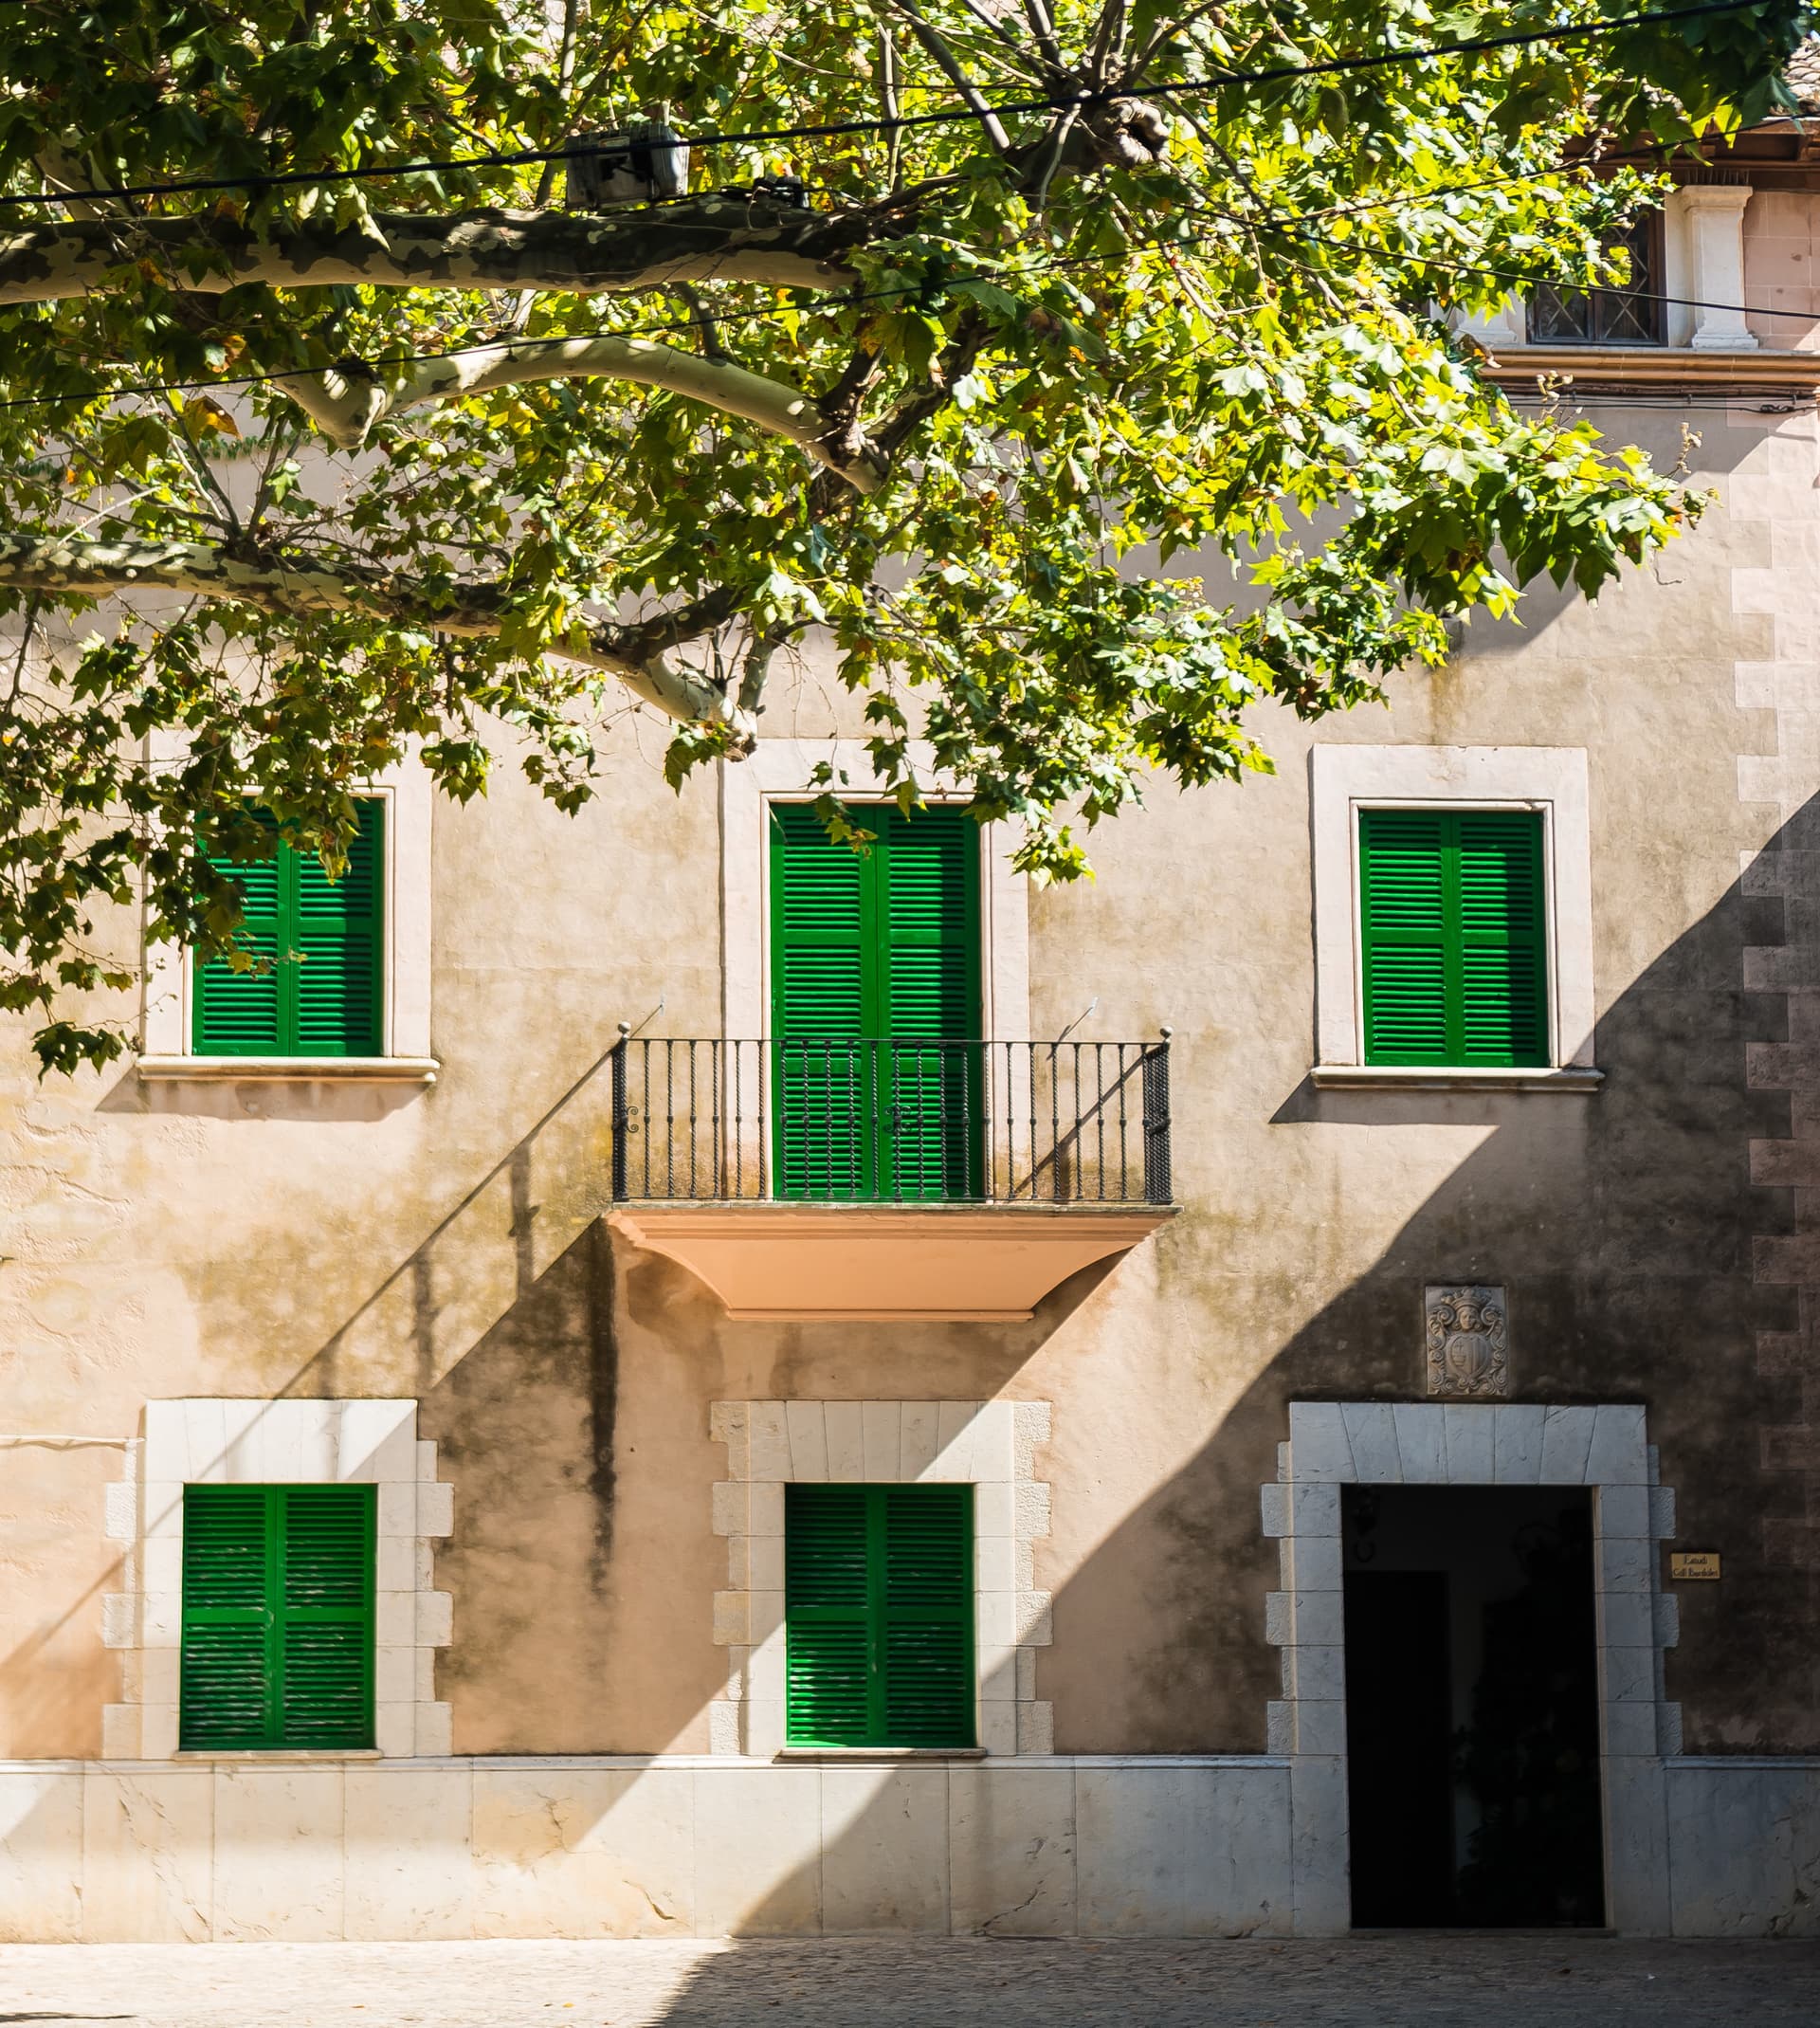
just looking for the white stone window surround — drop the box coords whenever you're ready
[1464,185,1757,355]
[709,1399,1053,1759]
[1264,1400,1681,1937]
[138,758,437,1083]
[100,1398,454,1761]
[719,739,1030,1046]
[1309,744,1599,1092]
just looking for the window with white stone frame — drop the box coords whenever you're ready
[719,739,1030,1046]
[101,1398,452,1760]
[710,1399,1053,1756]
[1309,745,1599,1091]
[137,756,437,1084]
[1460,183,1757,355]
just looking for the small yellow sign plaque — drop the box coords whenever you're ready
[1670,1551,1721,1581]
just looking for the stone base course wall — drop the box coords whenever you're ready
[1664,1758,1820,1936]
[0,1753,1812,1942]
[0,1756,1290,1944]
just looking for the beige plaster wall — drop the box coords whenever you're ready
[1745,186,1820,350]
[4,393,1818,1761]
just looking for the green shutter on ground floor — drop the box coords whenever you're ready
[785,1483,974,1748]
[1358,807,1548,1068]
[180,1483,375,1751]
[768,803,982,1197]
[193,799,384,1056]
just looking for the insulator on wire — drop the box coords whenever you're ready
[750,174,809,209]
[564,120,689,208]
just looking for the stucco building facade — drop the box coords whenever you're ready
[4,116,1820,1943]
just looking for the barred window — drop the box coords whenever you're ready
[1526,214,1665,347]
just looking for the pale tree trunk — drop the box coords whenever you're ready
[0,534,754,733]
[285,334,885,489]
[0,197,870,306]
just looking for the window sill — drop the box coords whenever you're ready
[1481,344,1820,391]
[137,1055,439,1086]
[173,1747,384,1760]
[773,1746,988,1762]
[1311,1064,1602,1093]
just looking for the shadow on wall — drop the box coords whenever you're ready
[0,1032,629,1747]
[6,769,1812,1946]
[606,780,1814,1965]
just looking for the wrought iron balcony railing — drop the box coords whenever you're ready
[610,1033,1173,1207]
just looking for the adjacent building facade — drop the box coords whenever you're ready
[4,101,1820,1943]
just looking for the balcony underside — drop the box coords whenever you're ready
[606,1201,1176,1322]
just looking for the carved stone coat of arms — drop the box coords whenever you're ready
[1424,1285,1510,1397]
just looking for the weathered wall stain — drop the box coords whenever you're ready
[585,1218,618,1576]
[2,403,1818,1762]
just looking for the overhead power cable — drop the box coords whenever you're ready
[0,0,1773,212]
[0,262,1094,413]
[1252,205,1814,325]
[0,237,1804,420]
[2,159,1814,417]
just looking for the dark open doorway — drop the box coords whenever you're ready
[1342,1483,1604,1929]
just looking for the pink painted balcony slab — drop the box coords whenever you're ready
[604,1033,1176,1322]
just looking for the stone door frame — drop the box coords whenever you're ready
[1263,1400,1680,1935]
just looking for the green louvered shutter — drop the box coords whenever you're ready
[194,799,384,1056]
[880,1486,974,1745]
[180,1484,374,1750]
[193,812,284,1055]
[879,809,982,1198]
[291,800,384,1056]
[179,1486,273,1748]
[1455,812,1548,1066]
[785,1483,974,1748]
[771,803,874,1197]
[1359,807,1547,1068]
[280,1486,377,1746]
[784,1484,873,1745]
[769,805,980,1198]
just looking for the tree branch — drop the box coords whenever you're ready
[1129,2,1228,76]
[1024,100,1083,210]
[956,0,1028,58]
[1019,0,1068,72]
[270,359,391,448]
[881,28,906,193]
[873,308,989,456]
[890,2,1016,155]
[360,334,886,490]
[0,534,754,735]
[0,195,877,308]
[737,620,790,715]
[669,282,731,360]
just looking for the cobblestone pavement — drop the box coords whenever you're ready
[2,1937,1818,2027]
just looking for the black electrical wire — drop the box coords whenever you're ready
[1254,203,1815,325]
[0,257,1109,413]
[0,0,1777,212]
[2,155,1813,416]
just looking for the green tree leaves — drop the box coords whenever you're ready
[0,1,1808,1068]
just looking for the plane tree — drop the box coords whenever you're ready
[0,0,1806,1068]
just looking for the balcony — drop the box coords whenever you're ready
[605,1034,1176,1321]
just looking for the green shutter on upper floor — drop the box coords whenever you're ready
[179,1483,375,1751]
[784,1482,974,1748]
[1358,806,1548,1068]
[193,799,384,1057]
[768,803,982,1198]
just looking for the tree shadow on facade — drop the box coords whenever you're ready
[9,696,1814,1946]
[625,787,1817,1979]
